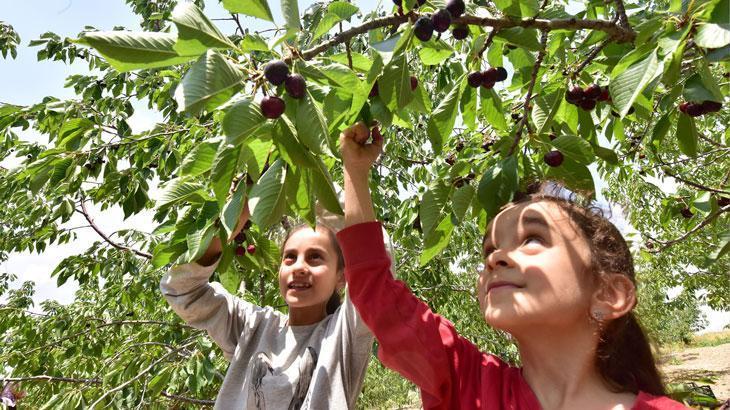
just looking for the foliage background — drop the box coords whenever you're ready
[1,0,728,407]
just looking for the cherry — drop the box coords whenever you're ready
[410,76,418,91]
[680,207,693,219]
[467,72,483,88]
[445,153,456,165]
[718,196,730,207]
[452,25,469,40]
[584,84,601,100]
[243,220,252,230]
[679,101,690,113]
[414,16,435,41]
[495,67,508,82]
[446,0,465,17]
[548,132,557,140]
[235,232,246,243]
[369,82,379,97]
[597,87,611,102]
[263,60,289,86]
[432,9,452,33]
[543,150,564,167]
[482,67,498,83]
[247,244,256,254]
[235,245,246,256]
[284,73,306,99]
[481,77,495,89]
[566,86,584,104]
[701,100,722,113]
[579,98,597,111]
[686,103,704,117]
[261,96,286,119]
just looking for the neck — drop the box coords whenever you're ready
[287,303,327,326]
[514,324,613,409]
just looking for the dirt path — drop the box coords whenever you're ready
[661,342,730,401]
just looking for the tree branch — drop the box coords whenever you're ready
[78,200,152,259]
[89,339,198,408]
[509,31,549,156]
[288,13,634,64]
[161,391,215,406]
[651,205,730,251]
[1,375,100,384]
[572,39,610,77]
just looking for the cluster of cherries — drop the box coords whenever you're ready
[467,67,508,89]
[565,84,610,111]
[234,220,256,256]
[403,0,468,42]
[678,100,722,117]
[259,61,307,119]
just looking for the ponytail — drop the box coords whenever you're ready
[325,290,342,315]
[597,312,665,396]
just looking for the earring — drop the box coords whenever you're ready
[591,310,605,322]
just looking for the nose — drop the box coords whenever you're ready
[486,248,513,271]
[290,256,308,276]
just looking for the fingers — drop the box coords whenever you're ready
[342,121,370,144]
[371,125,384,149]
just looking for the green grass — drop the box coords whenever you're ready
[689,330,730,348]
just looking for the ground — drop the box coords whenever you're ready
[661,331,730,403]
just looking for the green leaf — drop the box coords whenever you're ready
[550,135,595,165]
[311,157,343,215]
[545,158,595,195]
[248,158,287,229]
[420,183,452,237]
[651,113,672,145]
[695,23,730,49]
[241,34,269,52]
[593,145,619,165]
[676,114,698,157]
[222,97,265,146]
[312,2,358,41]
[477,156,518,219]
[452,185,475,223]
[58,118,94,149]
[222,180,247,238]
[171,2,235,55]
[532,91,563,136]
[174,49,244,114]
[74,31,198,72]
[418,39,454,65]
[427,76,465,154]
[157,179,206,207]
[282,0,302,32]
[420,216,455,266]
[185,223,217,262]
[222,0,274,22]
[295,91,329,154]
[180,140,220,177]
[273,116,316,168]
[610,48,660,118]
[683,74,721,102]
[496,28,541,51]
[379,54,415,110]
[705,230,730,265]
[211,143,240,208]
[480,88,508,131]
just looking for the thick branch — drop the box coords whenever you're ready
[291,13,634,63]
[509,31,549,156]
[78,200,152,259]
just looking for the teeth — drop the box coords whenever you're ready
[289,283,311,289]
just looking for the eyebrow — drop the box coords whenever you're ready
[283,246,329,254]
[482,216,548,250]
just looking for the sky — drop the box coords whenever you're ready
[0,0,727,332]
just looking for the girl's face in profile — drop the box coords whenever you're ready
[477,201,596,335]
[279,227,343,323]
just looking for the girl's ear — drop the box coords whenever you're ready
[336,270,346,291]
[590,274,636,321]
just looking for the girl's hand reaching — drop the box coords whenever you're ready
[340,122,383,227]
[340,121,383,176]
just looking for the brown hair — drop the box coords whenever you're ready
[281,224,345,315]
[498,183,665,396]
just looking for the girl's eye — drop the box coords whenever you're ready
[523,236,543,246]
[309,253,322,260]
[283,253,296,261]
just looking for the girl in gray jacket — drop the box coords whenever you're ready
[160,201,375,409]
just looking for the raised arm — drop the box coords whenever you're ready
[338,124,483,408]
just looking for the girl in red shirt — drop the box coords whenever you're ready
[336,123,688,409]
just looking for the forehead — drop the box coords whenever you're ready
[485,201,578,243]
[284,227,334,250]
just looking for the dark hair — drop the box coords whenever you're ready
[281,224,345,315]
[496,183,665,396]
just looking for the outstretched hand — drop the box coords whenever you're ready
[339,121,383,176]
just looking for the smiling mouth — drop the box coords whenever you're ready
[288,282,312,290]
[487,283,522,293]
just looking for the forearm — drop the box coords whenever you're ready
[343,168,376,227]
[196,202,249,266]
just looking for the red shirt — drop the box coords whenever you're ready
[337,222,688,410]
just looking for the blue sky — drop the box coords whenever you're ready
[1,1,727,331]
